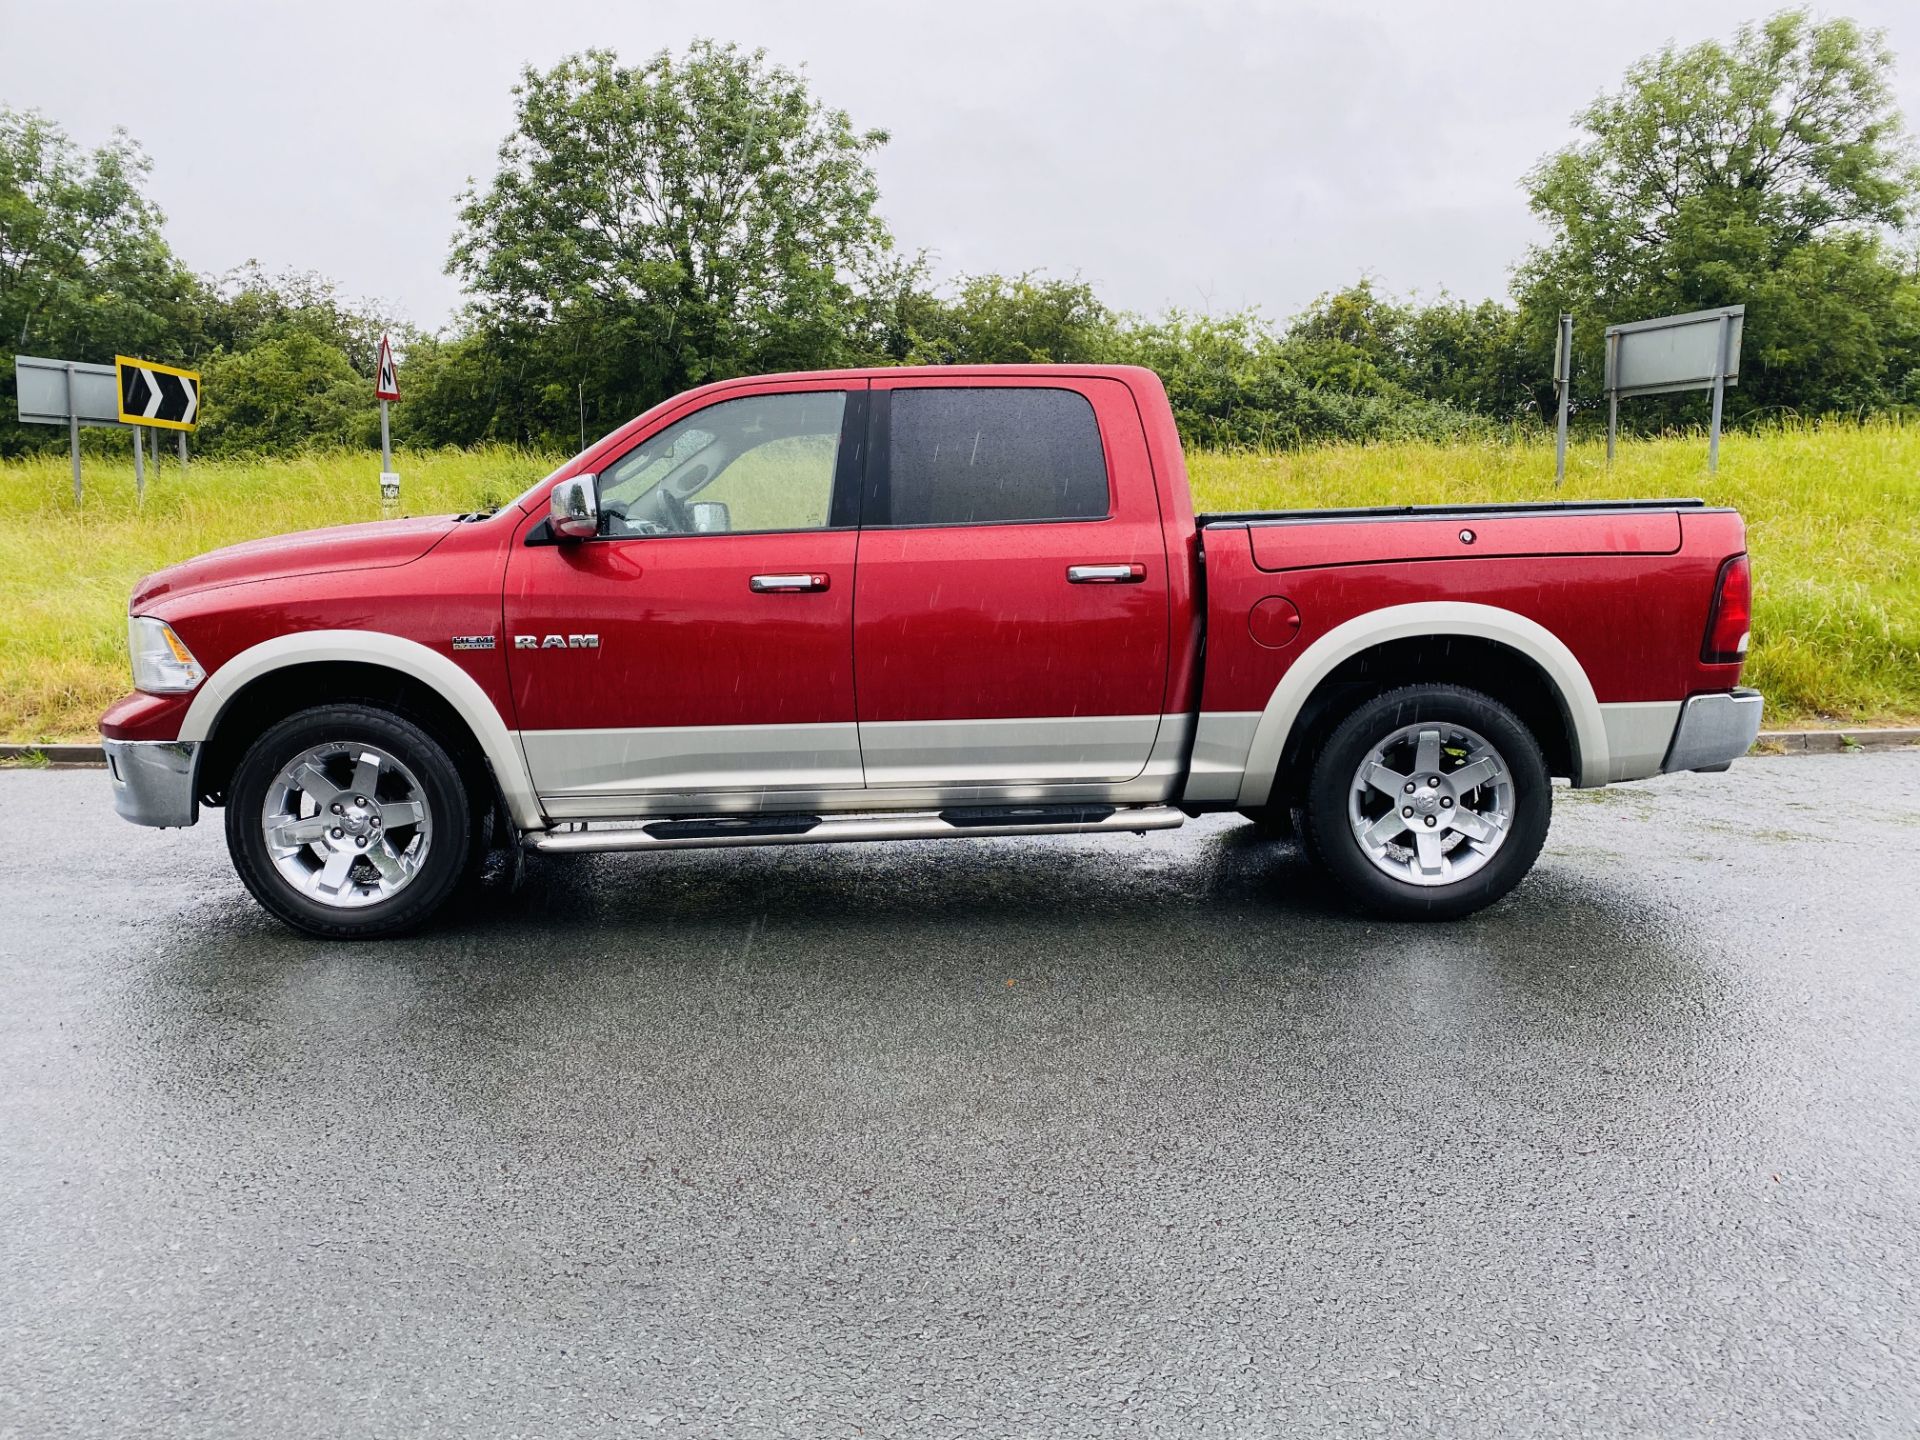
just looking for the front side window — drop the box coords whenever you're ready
[885,387,1109,526]
[598,391,847,537]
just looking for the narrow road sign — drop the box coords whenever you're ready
[115,356,200,431]
[375,334,400,401]
[374,333,400,511]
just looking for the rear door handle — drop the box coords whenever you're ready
[750,572,831,593]
[1067,563,1146,584]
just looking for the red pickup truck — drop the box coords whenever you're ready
[102,365,1761,937]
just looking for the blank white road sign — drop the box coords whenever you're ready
[1604,306,1744,398]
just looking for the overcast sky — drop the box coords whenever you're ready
[5,0,1918,332]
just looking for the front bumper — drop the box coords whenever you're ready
[104,738,200,828]
[1662,688,1764,774]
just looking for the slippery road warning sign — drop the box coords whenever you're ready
[375,334,400,401]
[115,355,200,431]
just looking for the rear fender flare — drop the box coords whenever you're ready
[178,630,544,830]
[1234,602,1609,806]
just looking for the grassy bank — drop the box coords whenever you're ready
[2,421,1915,740]
[1195,421,1920,732]
[0,447,545,742]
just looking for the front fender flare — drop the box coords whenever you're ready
[178,630,544,830]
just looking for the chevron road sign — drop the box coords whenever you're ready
[115,355,200,431]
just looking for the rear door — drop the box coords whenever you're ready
[852,377,1171,787]
[505,381,867,806]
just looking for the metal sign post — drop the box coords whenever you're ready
[1605,332,1620,464]
[132,423,145,502]
[375,333,401,512]
[14,356,124,505]
[1553,313,1572,488]
[1603,305,1744,474]
[66,363,82,503]
[1707,312,1731,474]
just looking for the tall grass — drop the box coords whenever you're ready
[1,420,1914,740]
[1188,420,1920,729]
[0,447,554,741]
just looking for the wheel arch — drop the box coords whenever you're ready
[1235,602,1608,808]
[180,631,542,829]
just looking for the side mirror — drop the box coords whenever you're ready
[549,474,599,540]
[689,500,731,534]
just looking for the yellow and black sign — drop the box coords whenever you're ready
[115,355,200,431]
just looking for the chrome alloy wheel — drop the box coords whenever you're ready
[261,742,433,908]
[1347,721,1515,887]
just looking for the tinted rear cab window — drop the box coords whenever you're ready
[884,387,1109,526]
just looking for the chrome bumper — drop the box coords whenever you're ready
[1662,688,1764,774]
[104,739,201,828]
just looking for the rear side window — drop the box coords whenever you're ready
[884,387,1109,526]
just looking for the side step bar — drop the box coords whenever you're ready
[523,804,1186,855]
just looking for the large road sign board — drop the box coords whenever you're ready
[115,355,201,430]
[13,355,123,427]
[1603,306,1744,398]
[1601,304,1745,473]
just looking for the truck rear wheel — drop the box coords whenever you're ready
[225,704,476,939]
[1301,684,1549,920]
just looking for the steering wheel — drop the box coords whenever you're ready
[658,488,695,534]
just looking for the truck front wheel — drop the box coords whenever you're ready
[225,704,476,939]
[1301,684,1550,920]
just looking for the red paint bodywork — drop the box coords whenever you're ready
[1200,516,1747,717]
[104,364,1749,789]
[503,376,860,733]
[853,374,1171,727]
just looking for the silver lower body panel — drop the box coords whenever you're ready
[530,714,1194,820]
[103,739,200,828]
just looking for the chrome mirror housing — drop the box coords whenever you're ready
[549,474,599,540]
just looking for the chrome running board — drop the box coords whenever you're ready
[523,804,1186,855]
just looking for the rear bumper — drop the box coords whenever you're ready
[104,739,200,828]
[1662,688,1764,774]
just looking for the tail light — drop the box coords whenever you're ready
[1702,553,1752,665]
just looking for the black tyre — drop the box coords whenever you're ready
[225,704,477,939]
[1237,805,1294,840]
[1301,684,1550,920]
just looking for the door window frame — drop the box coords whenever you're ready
[859,383,1117,530]
[528,382,869,544]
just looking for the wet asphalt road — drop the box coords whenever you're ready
[2,755,1918,1438]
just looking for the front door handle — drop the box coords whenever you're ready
[1067,563,1146,584]
[750,572,831,593]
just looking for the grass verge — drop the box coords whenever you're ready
[2,420,1914,740]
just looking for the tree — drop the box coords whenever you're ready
[1518,9,1920,418]
[199,263,400,378]
[901,272,1114,365]
[0,108,200,454]
[195,331,378,454]
[449,42,896,444]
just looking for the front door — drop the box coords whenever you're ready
[506,382,866,808]
[852,377,1172,787]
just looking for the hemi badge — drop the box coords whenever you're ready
[451,635,497,651]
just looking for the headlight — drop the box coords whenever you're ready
[128,615,206,693]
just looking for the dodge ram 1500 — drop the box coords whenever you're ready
[102,365,1762,936]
